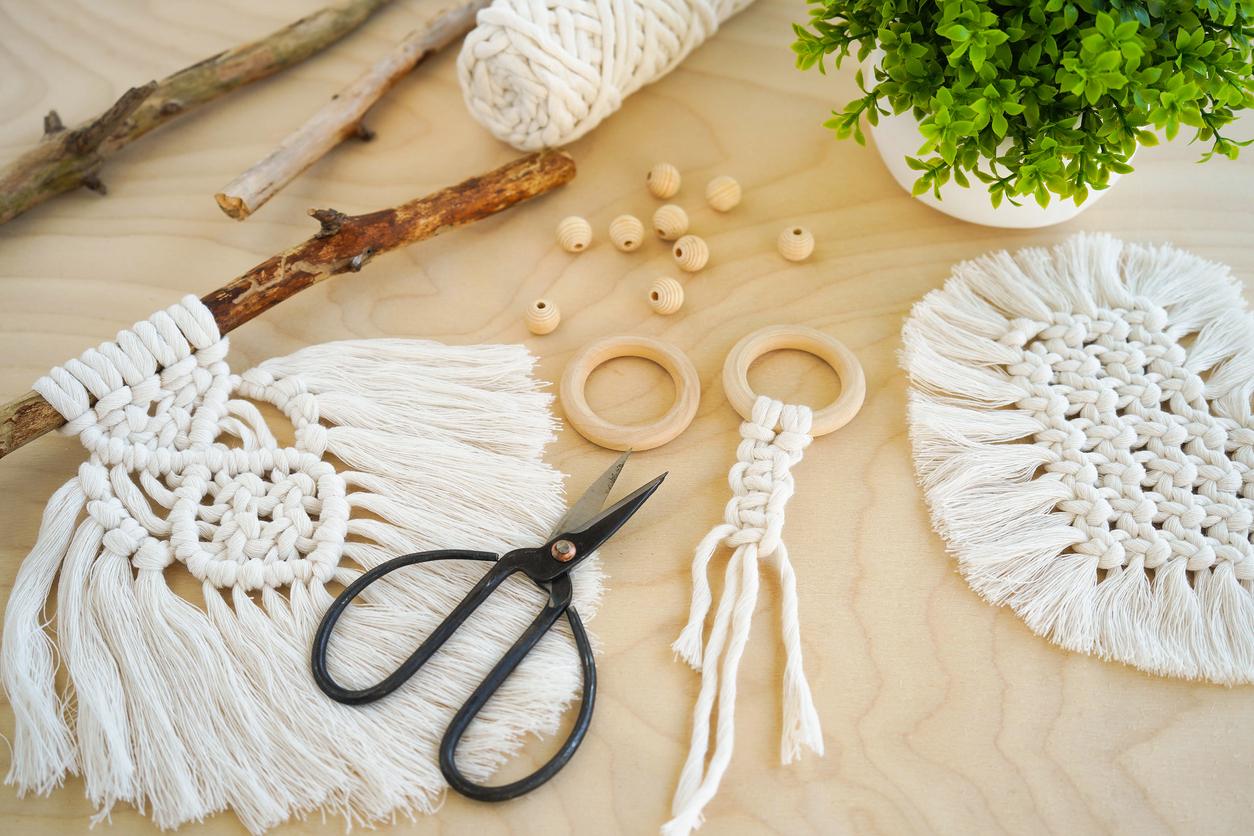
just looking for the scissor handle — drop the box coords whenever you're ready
[311,549,598,801]
[311,548,504,705]
[439,573,596,802]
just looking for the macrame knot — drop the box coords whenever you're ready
[719,400,812,558]
[665,395,822,836]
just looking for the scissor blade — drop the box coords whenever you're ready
[559,472,666,564]
[549,450,632,539]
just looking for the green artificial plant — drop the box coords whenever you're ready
[793,0,1254,207]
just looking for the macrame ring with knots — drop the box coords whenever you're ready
[723,324,867,436]
[560,335,700,451]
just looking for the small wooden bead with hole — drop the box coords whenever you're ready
[647,162,681,199]
[705,175,741,211]
[525,299,560,335]
[556,216,592,252]
[778,226,815,262]
[610,215,645,252]
[648,277,684,315]
[672,234,709,272]
[652,204,689,241]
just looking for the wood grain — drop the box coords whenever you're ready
[2,0,1253,834]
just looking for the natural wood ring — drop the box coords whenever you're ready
[560,336,700,451]
[722,324,866,437]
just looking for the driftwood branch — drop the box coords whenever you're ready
[216,0,488,220]
[0,0,394,225]
[0,150,576,460]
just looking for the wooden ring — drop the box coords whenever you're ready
[560,336,700,451]
[722,324,866,437]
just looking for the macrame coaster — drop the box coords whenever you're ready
[665,396,824,836]
[458,0,756,150]
[903,233,1254,684]
[1,295,600,832]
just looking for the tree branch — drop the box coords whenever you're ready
[0,150,576,459]
[0,0,395,225]
[217,0,488,220]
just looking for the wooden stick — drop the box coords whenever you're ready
[0,0,394,225]
[216,0,488,220]
[0,150,576,460]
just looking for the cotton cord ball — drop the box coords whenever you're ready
[777,226,815,262]
[705,176,741,211]
[525,298,560,334]
[556,216,592,252]
[648,277,684,315]
[610,215,645,252]
[456,0,757,151]
[672,234,709,272]
[652,204,689,240]
[647,163,682,199]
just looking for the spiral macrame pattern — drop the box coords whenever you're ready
[904,234,1254,684]
[4,296,597,832]
[458,0,755,150]
[666,396,823,836]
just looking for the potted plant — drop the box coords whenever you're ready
[793,0,1254,227]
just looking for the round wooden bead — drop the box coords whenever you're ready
[609,214,645,252]
[556,216,592,252]
[525,298,560,335]
[705,175,741,212]
[646,162,681,199]
[671,234,709,273]
[651,204,689,241]
[777,225,815,262]
[647,277,684,315]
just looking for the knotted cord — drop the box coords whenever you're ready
[665,396,823,836]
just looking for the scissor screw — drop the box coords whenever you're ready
[551,539,577,562]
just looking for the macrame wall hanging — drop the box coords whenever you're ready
[903,233,1254,684]
[1,296,598,832]
[458,0,756,150]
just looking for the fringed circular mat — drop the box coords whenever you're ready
[903,234,1254,684]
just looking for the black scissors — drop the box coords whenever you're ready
[311,451,664,802]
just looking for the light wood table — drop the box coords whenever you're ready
[2,1,1252,833]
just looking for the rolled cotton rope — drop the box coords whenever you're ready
[457,0,758,150]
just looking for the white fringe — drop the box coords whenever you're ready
[903,233,1254,684]
[2,303,597,832]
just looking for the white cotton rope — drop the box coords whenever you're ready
[665,396,823,836]
[457,0,756,150]
[2,296,599,832]
[903,233,1254,685]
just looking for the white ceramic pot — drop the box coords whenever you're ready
[862,58,1120,228]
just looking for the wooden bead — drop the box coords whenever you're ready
[646,162,681,199]
[609,214,645,252]
[777,225,815,262]
[705,175,741,212]
[651,204,689,241]
[556,216,592,252]
[671,234,709,273]
[525,298,560,335]
[647,277,684,315]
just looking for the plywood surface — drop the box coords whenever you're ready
[1,1,1252,833]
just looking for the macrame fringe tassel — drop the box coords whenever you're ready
[3,315,596,831]
[1,478,83,794]
[664,398,823,836]
[903,232,1254,684]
